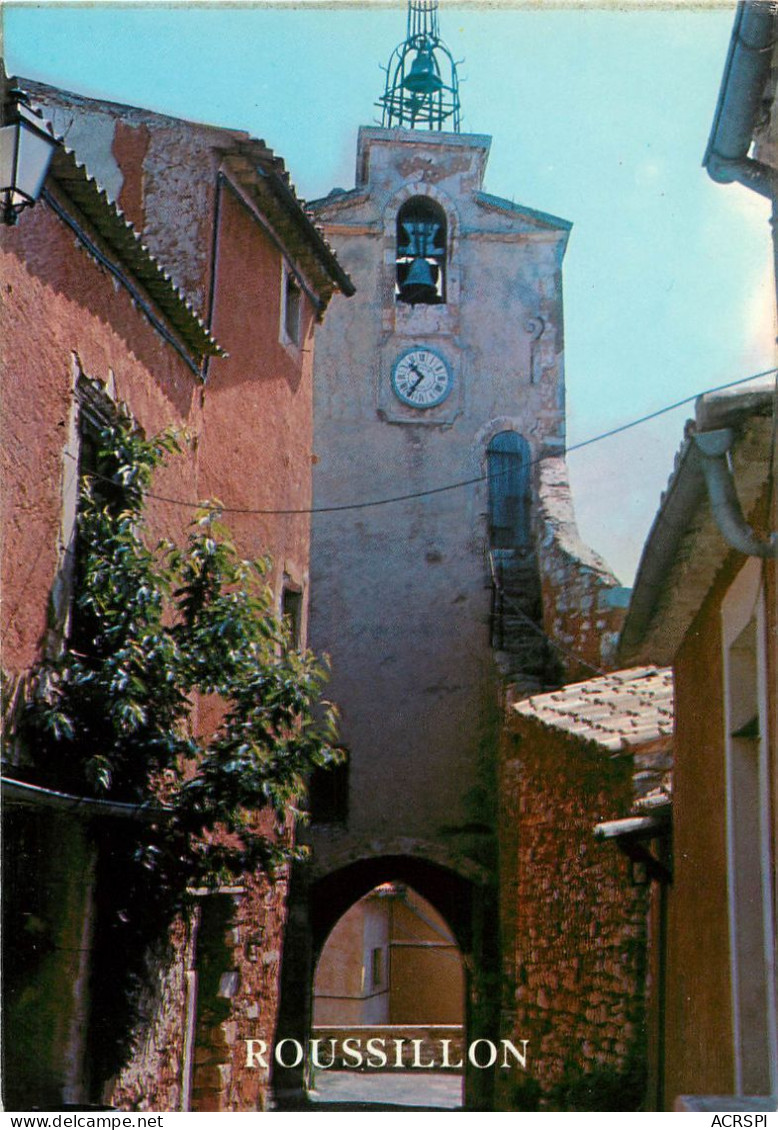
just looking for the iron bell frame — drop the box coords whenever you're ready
[377,0,461,132]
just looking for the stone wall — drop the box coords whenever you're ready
[191,868,291,1113]
[535,457,630,680]
[106,918,195,1112]
[497,717,648,1111]
[108,860,291,1112]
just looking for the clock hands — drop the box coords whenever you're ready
[408,362,427,395]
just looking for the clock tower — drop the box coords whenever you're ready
[306,2,571,871]
[274,1,624,1108]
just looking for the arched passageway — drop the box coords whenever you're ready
[273,855,499,1110]
[311,881,465,1107]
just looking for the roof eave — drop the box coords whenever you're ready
[46,145,223,364]
[619,390,775,666]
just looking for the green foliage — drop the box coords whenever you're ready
[23,411,340,894]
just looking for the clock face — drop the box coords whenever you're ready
[391,348,453,408]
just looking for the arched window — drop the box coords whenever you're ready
[396,197,447,305]
[487,432,531,550]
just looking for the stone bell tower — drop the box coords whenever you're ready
[307,0,573,874]
[274,1,623,1108]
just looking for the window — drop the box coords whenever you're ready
[281,269,302,346]
[370,946,384,991]
[722,560,777,1096]
[68,380,120,653]
[308,751,349,826]
[486,432,531,550]
[281,585,303,648]
[396,196,447,305]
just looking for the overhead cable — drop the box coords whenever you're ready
[76,366,778,518]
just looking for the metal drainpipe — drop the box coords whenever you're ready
[703,0,776,200]
[693,429,778,558]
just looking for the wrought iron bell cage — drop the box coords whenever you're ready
[378,0,461,132]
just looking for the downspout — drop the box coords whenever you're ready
[703,0,776,200]
[693,429,778,558]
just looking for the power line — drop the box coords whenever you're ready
[565,367,777,455]
[76,367,778,518]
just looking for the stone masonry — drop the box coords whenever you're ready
[497,668,674,1111]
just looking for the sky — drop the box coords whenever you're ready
[3,0,775,585]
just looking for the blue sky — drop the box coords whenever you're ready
[4,1,774,584]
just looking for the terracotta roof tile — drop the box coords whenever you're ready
[513,666,674,752]
[46,145,223,363]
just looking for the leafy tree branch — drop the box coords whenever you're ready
[22,410,340,898]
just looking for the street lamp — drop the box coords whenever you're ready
[1,69,58,226]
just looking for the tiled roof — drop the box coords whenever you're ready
[512,666,674,753]
[222,145,355,305]
[23,78,353,312]
[46,145,223,363]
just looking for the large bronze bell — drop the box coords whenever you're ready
[399,256,439,304]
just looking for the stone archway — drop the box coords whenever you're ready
[310,881,466,1108]
[272,854,499,1111]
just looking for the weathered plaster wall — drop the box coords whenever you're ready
[308,128,571,883]
[3,92,322,1109]
[29,86,221,308]
[497,719,647,1111]
[0,200,202,677]
[22,84,316,614]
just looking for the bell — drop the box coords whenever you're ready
[399,256,438,304]
[403,49,443,95]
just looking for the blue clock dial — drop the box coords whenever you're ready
[392,348,452,408]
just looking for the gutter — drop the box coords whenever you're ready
[619,385,775,664]
[703,1,775,199]
[1,775,165,822]
[693,429,777,558]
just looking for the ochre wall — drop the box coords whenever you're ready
[197,180,315,620]
[0,201,201,675]
[313,888,465,1028]
[661,518,778,1109]
[313,897,376,1026]
[665,578,733,1104]
[389,895,464,1025]
[2,109,320,1108]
